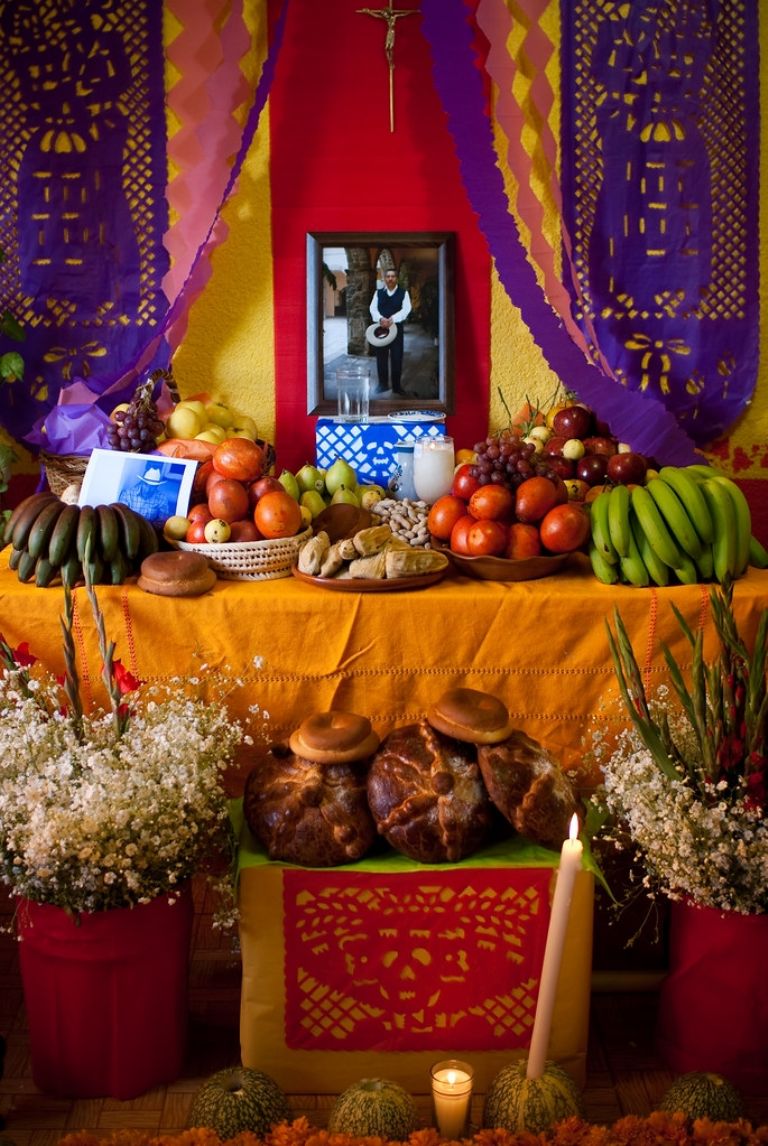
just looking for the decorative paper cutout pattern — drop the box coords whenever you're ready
[561,0,760,445]
[283,867,551,1052]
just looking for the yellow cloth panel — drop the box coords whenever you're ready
[238,857,594,1093]
[2,553,766,787]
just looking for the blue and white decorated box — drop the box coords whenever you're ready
[316,415,447,487]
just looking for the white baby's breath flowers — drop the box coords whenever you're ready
[595,583,768,918]
[0,586,249,919]
[598,723,768,915]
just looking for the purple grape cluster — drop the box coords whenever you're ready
[106,382,165,453]
[470,430,560,492]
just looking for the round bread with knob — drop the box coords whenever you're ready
[289,710,380,764]
[137,549,216,597]
[427,687,515,744]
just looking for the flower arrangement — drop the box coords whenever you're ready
[0,579,247,917]
[593,581,767,916]
[55,1113,768,1146]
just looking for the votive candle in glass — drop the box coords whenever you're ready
[430,1058,473,1138]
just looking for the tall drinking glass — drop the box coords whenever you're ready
[413,436,455,503]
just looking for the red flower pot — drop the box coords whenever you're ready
[17,885,193,1099]
[656,898,768,1093]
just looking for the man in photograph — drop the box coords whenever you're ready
[117,461,178,525]
[368,267,412,394]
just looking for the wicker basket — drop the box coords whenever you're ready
[41,451,90,497]
[176,527,312,581]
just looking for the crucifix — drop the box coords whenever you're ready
[356,1,419,133]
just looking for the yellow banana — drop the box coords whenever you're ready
[630,508,670,586]
[619,521,651,587]
[658,466,714,543]
[589,490,618,564]
[607,484,631,558]
[645,477,703,560]
[588,541,619,584]
[630,484,683,568]
[709,476,751,575]
[700,479,738,583]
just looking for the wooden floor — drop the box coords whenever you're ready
[1,884,766,1143]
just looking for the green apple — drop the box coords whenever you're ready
[300,490,328,518]
[296,464,326,495]
[278,469,301,500]
[325,458,358,496]
[175,398,208,421]
[195,426,227,443]
[330,486,360,507]
[359,483,386,510]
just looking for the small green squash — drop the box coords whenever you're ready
[658,1072,744,1121]
[482,1061,584,1134]
[328,1078,420,1139]
[188,1065,291,1138]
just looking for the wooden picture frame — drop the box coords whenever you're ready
[307,231,455,417]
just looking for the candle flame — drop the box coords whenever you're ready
[569,813,579,841]
[446,1070,457,1085]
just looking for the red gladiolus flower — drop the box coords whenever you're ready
[112,661,142,695]
[12,641,37,668]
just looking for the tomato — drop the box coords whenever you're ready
[185,519,209,544]
[449,513,476,555]
[187,503,213,524]
[191,459,214,501]
[427,494,468,541]
[505,522,542,560]
[515,475,561,523]
[253,489,303,539]
[207,477,250,523]
[539,502,591,554]
[467,519,507,557]
[451,464,481,500]
[468,484,514,522]
[212,437,266,482]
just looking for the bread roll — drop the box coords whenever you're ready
[137,549,216,596]
[477,731,578,848]
[427,687,514,744]
[243,744,377,866]
[366,720,494,863]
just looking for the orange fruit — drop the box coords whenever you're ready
[253,489,303,539]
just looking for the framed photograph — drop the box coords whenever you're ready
[307,231,455,417]
[79,449,199,526]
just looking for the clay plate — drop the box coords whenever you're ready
[432,539,569,582]
[291,567,446,592]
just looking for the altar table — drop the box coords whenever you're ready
[236,819,596,1093]
[1,552,766,786]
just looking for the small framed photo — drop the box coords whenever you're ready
[79,449,198,525]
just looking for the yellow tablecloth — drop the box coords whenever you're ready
[1,552,766,784]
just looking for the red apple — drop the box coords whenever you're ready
[248,474,283,509]
[606,452,649,485]
[576,454,609,485]
[551,404,594,440]
[582,436,618,457]
[543,436,568,458]
[452,464,481,500]
[546,455,576,481]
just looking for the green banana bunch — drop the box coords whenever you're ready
[586,466,766,588]
[2,493,158,587]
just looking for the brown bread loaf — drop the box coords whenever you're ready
[477,730,579,848]
[366,719,495,863]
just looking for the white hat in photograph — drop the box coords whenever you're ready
[365,322,397,348]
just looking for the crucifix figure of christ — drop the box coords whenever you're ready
[356,1,419,133]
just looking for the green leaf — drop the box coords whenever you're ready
[0,351,24,381]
